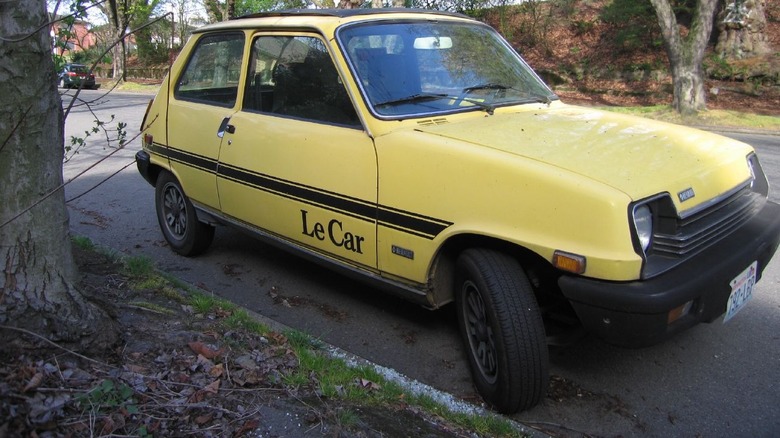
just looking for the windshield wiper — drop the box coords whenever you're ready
[375,92,496,115]
[517,95,554,105]
[374,93,450,108]
[458,96,496,114]
[462,83,511,93]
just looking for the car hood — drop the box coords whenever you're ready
[413,104,755,207]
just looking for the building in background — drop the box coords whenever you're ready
[51,16,97,56]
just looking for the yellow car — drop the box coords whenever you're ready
[136,9,780,413]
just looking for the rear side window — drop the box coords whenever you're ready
[242,35,359,126]
[174,33,245,107]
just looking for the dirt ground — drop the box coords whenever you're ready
[553,78,780,117]
[0,246,476,437]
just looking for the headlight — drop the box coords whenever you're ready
[632,204,653,253]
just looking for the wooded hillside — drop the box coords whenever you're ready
[480,0,779,115]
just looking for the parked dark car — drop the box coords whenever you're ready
[58,64,97,89]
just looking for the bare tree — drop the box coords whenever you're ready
[171,0,205,47]
[95,0,132,80]
[203,0,236,22]
[0,0,117,350]
[716,0,770,60]
[649,0,720,115]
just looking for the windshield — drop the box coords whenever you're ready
[337,20,557,118]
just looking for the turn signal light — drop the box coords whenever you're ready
[668,301,693,324]
[553,250,586,274]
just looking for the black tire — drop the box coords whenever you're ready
[58,77,66,89]
[155,171,214,256]
[455,248,548,413]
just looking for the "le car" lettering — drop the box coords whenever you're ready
[301,210,364,254]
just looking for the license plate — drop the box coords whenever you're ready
[724,261,758,323]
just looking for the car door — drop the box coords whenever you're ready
[217,33,378,270]
[166,32,246,210]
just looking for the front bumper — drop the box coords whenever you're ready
[559,200,780,347]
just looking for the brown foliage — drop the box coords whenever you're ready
[483,0,780,116]
[0,246,469,437]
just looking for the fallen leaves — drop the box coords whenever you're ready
[1,326,302,437]
[22,372,44,393]
[188,340,224,359]
[355,378,382,391]
[1,244,471,438]
[187,379,220,403]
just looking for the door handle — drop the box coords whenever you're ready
[217,117,236,138]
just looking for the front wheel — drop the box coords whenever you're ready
[455,248,548,413]
[155,171,214,256]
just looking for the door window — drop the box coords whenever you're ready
[242,35,359,126]
[175,33,245,107]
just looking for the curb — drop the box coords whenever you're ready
[238,305,552,438]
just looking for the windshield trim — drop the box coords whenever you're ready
[335,18,558,121]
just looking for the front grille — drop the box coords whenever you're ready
[639,153,769,279]
[652,186,763,257]
[641,182,766,279]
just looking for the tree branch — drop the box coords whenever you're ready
[0,0,108,42]
[649,0,682,60]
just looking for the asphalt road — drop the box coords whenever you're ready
[62,89,780,438]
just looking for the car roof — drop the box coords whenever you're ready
[236,8,469,20]
[193,8,474,34]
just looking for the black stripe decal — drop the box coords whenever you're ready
[218,164,376,224]
[377,207,451,239]
[149,143,452,239]
[149,142,218,173]
[168,148,219,173]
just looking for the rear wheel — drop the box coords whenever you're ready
[155,171,214,256]
[455,248,548,413]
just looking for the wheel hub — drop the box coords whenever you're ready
[463,281,498,383]
[163,185,187,239]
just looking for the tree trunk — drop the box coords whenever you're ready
[0,0,117,352]
[650,0,719,115]
[338,0,361,9]
[204,0,219,23]
[101,0,128,80]
[670,58,707,115]
[226,0,235,20]
[202,0,235,22]
[716,0,770,60]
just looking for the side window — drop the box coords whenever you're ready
[242,35,359,126]
[175,33,245,107]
